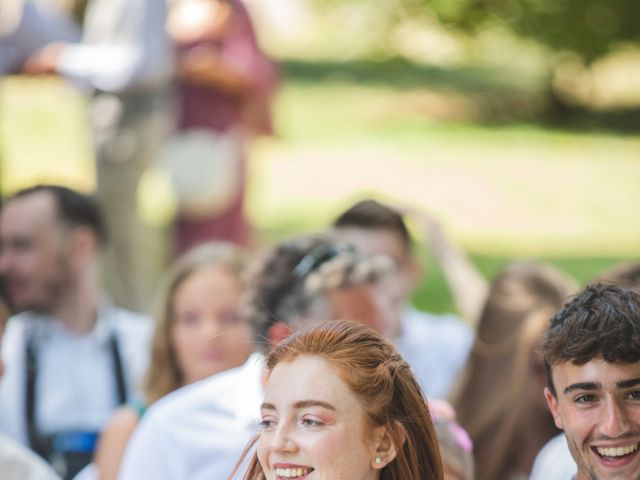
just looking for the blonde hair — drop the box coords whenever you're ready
[143,242,249,403]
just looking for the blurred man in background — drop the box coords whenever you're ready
[0,185,152,479]
[332,198,476,398]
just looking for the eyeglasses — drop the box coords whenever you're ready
[291,243,355,279]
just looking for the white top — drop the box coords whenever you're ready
[0,306,153,445]
[118,353,265,480]
[56,0,173,93]
[0,433,61,480]
[528,433,576,480]
[395,307,473,399]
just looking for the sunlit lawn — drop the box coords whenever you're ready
[1,72,639,314]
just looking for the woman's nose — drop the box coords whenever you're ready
[271,422,298,453]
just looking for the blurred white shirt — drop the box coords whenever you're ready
[396,307,473,399]
[529,433,576,480]
[0,306,152,445]
[118,353,265,480]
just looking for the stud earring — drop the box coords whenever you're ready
[375,457,382,465]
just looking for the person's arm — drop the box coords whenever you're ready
[177,44,249,97]
[405,208,488,325]
[26,0,173,93]
[94,407,140,480]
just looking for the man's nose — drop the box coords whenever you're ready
[600,398,632,438]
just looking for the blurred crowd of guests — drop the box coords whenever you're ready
[1,0,278,313]
[0,182,637,479]
[2,2,640,480]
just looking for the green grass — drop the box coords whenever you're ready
[1,69,639,315]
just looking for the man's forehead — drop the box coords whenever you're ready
[335,227,407,262]
[552,358,640,390]
[1,192,59,232]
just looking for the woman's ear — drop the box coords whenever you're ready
[266,321,293,348]
[368,422,405,469]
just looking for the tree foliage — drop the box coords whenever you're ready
[420,0,640,62]
[313,0,640,63]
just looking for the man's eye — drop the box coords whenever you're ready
[626,390,640,400]
[575,394,597,404]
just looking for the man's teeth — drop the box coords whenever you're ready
[275,467,311,478]
[596,444,639,457]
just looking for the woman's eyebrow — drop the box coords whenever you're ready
[292,400,336,411]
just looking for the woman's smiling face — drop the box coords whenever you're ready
[257,355,382,480]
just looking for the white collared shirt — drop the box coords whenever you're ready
[0,433,61,480]
[0,306,152,445]
[118,353,265,480]
[529,433,576,480]
[395,307,473,399]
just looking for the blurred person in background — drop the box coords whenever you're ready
[529,260,640,480]
[81,242,252,480]
[164,0,278,255]
[433,415,475,480]
[331,198,480,398]
[0,0,80,75]
[22,0,174,312]
[450,261,576,480]
[0,290,61,480]
[0,185,152,479]
[118,233,398,479]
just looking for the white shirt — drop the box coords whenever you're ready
[118,353,265,480]
[0,306,152,445]
[395,307,473,399]
[56,0,173,93]
[529,433,576,480]
[0,433,61,480]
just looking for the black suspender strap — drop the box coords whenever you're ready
[25,330,43,455]
[108,332,128,406]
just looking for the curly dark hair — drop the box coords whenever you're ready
[243,233,393,351]
[542,283,640,396]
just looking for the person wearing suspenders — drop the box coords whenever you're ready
[0,185,152,479]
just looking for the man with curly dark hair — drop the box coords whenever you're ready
[542,283,640,480]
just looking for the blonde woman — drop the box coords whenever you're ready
[94,242,253,480]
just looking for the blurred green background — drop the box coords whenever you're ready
[1,0,639,314]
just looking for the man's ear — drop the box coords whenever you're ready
[368,422,404,470]
[544,387,564,430]
[68,227,98,267]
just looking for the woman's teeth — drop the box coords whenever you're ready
[275,467,312,478]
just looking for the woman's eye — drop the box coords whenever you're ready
[301,417,323,427]
[260,419,276,431]
[176,313,200,326]
[219,310,241,326]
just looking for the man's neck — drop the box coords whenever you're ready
[49,276,101,335]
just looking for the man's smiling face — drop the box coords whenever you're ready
[545,358,640,480]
